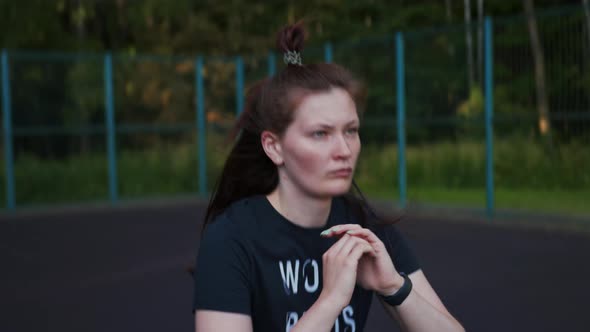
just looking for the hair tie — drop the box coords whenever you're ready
[283,50,302,66]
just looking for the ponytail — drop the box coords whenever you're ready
[203,79,277,227]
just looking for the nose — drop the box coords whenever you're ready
[333,134,352,159]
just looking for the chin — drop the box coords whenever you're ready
[317,181,353,197]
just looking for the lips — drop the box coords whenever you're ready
[330,168,353,177]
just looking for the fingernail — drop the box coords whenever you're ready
[332,226,340,232]
[346,230,354,234]
[320,229,331,236]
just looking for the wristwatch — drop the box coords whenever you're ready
[378,272,413,306]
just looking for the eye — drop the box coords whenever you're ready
[346,127,359,135]
[312,130,328,138]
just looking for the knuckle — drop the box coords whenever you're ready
[344,258,357,267]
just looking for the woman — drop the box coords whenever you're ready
[193,22,465,332]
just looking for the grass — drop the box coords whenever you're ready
[364,186,590,217]
[0,137,588,218]
[353,138,590,217]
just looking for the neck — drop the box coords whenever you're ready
[267,186,332,229]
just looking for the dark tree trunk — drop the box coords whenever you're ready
[524,0,552,138]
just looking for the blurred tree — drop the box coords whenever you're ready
[476,0,484,87]
[0,0,586,154]
[0,0,583,53]
[523,0,552,139]
[584,0,590,50]
[464,0,474,89]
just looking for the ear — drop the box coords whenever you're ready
[261,130,284,166]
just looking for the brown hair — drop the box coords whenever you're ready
[203,21,392,230]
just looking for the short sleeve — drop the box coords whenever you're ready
[192,217,252,315]
[377,225,420,275]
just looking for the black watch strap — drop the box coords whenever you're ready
[378,272,413,306]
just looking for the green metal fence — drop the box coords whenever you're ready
[1,5,589,217]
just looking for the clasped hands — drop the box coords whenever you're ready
[318,224,404,309]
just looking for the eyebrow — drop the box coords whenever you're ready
[313,120,359,129]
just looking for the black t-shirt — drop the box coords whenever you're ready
[193,195,420,332]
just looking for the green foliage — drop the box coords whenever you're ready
[9,153,109,205]
[0,0,582,54]
[355,139,590,192]
[1,138,589,216]
[3,3,588,150]
[457,86,484,118]
[64,60,104,127]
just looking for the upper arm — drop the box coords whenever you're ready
[193,220,252,315]
[195,310,253,332]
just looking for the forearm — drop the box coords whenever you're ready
[383,290,464,332]
[290,296,341,332]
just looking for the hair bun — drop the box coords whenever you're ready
[276,21,306,53]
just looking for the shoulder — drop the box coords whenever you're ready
[193,199,257,315]
[196,197,262,275]
[202,196,260,242]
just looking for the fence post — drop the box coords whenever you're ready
[395,33,407,208]
[1,49,15,210]
[235,56,244,116]
[324,42,333,63]
[104,52,118,203]
[195,56,207,196]
[484,17,495,218]
[268,51,276,77]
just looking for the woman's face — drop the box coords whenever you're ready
[277,87,361,199]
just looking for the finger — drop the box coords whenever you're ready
[337,235,362,257]
[338,235,376,258]
[320,224,361,237]
[347,240,375,263]
[344,228,385,248]
[325,233,352,256]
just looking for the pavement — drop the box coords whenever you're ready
[1,198,589,332]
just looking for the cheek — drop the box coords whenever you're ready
[347,138,361,164]
[286,144,327,174]
[352,139,361,158]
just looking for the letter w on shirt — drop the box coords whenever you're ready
[279,260,300,295]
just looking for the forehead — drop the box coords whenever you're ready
[292,88,358,125]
